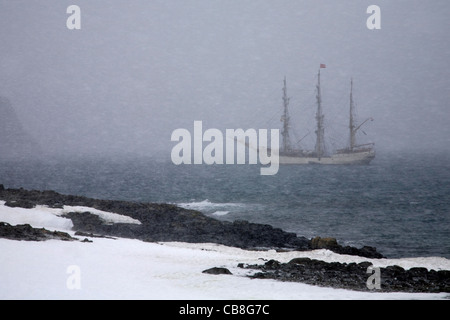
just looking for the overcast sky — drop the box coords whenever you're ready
[0,0,449,158]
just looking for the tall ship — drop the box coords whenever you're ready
[279,66,375,165]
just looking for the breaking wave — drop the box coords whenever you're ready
[177,199,256,217]
[178,199,245,211]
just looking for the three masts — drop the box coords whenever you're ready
[279,67,375,165]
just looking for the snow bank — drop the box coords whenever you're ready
[0,201,141,228]
[59,205,141,225]
[0,201,449,300]
[165,242,450,272]
[1,237,448,300]
[0,201,74,231]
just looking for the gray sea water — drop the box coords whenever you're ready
[1,151,449,259]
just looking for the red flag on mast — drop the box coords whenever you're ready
[320,64,326,68]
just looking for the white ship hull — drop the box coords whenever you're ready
[279,150,375,165]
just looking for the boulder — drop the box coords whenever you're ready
[202,267,232,275]
[311,236,339,249]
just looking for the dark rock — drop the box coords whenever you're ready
[64,211,105,232]
[288,257,312,265]
[5,200,35,209]
[0,222,76,241]
[409,267,428,276]
[264,259,282,269]
[311,236,339,249]
[358,246,383,258]
[242,258,450,293]
[202,267,232,275]
[74,231,116,239]
[385,265,405,273]
[309,236,384,259]
[356,261,373,272]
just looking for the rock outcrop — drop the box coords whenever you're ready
[0,186,311,251]
[202,267,233,275]
[239,257,450,293]
[0,222,77,241]
[0,186,383,258]
[310,236,383,259]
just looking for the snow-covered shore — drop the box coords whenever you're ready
[1,201,449,300]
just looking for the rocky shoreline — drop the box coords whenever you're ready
[238,258,450,293]
[1,185,449,293]
[0,185,382,258]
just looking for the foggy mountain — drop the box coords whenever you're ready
[0,1,449,159]
[0,97,40,159]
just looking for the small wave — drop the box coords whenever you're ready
[178,199,245,211]
[212,211,230,216]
